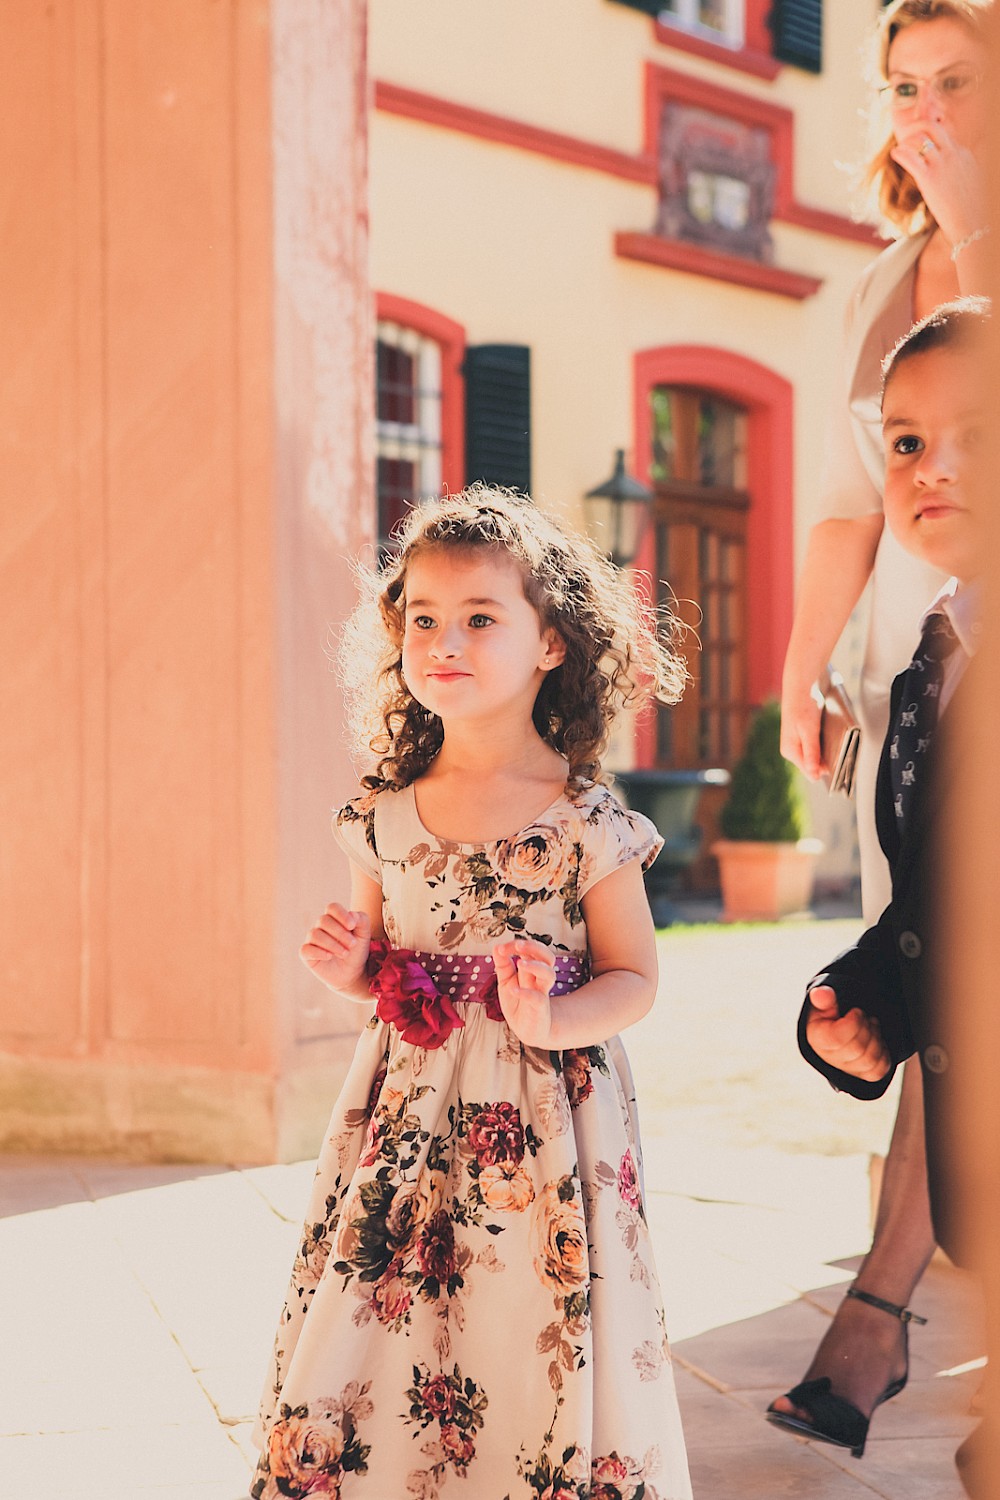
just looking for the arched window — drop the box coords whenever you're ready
[633,346,793,772]
[374,295,465,550]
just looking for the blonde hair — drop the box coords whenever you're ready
[866,0,991,232]
[339,485,687,790]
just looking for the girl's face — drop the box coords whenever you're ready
[885,18,988,153]
[400,548,565,728]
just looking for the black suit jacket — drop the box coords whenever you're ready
[797,658,968,1257]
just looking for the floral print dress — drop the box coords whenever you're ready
[252,781,692,1500]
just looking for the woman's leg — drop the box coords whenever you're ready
[773,1058,935,1422]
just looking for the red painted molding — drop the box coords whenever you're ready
[616,232,822,300]
[631,344,795,761]
[782,201,883,247]
[653,22,780,80]
[375,77,880,249]
[374,81,656,186]
[375,292,466,493]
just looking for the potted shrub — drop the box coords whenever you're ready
[712,701,823,922]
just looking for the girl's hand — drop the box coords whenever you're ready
[805,985,891,1084]
[300,902,372,993]
[492,938,557,1047]
[890,120,986,251]
[780,679,824,780]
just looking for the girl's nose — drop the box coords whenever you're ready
[429,625,462,659]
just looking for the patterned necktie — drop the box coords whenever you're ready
[889,612,958,833]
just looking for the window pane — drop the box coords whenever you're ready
[650,387,677,484]
[376,341,416,425]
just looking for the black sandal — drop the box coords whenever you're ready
[765,1287,927,1459]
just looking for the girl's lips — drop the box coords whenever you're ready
[917,500,961,519]
[426,670,471,681]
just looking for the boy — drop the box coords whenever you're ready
[792,296,989,1491]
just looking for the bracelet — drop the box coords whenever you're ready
[950,225,990,261]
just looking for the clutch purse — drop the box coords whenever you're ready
[818,665,860,798]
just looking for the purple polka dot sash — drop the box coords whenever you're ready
[366,941,588,1049]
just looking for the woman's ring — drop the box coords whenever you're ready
[918,137,935,158]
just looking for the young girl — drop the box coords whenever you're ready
[251,488,693,1500]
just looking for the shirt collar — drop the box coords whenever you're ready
[921,577,982,659]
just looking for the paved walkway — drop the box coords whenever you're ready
[1,917,985,1499]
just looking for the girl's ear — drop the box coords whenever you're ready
[540,628,567,671]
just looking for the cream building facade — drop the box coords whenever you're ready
[369,0,890,887]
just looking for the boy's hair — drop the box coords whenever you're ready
[881,295,991,402]
[865,0,990,232]
[339,485,687,790]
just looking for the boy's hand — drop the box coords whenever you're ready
[492,938,556,1047]
[805,985,892,1083]
[300,903,372,992]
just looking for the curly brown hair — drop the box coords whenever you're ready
[339,486,687,790]
[866,0,990,232]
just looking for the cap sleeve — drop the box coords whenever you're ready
[332,794,381,884]
[577,788,663,897]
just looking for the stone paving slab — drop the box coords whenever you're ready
[1,917,987,1499]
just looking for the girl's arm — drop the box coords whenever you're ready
[493,859,657,1049]
[299,866,385,1002]
[780,513,883,778]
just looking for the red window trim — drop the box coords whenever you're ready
[375,292,466,494]
[374,78,883,250]
[654,0,780,81]
[631,344,794,767]
[643,64,882,248]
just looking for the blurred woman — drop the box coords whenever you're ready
[771,0,991,1458]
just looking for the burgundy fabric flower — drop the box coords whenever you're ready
[415,1209,456,1282]
[367,942,464,1049]
[480,972,504,1023]
[467,1101,525,1167]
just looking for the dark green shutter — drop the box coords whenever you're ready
[770,0,823,73]
[463,345,531,493]
[606,0,663,15]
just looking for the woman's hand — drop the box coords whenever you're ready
[890,119,986,251]
[780,677,825,781]
[492,937,556,1047]
[300,902,372,993]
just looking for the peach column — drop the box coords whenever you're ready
[0,0,372,1161]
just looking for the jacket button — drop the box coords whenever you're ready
[924,1044,949,1074]
[899,930,922,959]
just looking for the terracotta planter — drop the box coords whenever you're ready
[711,838,824,922]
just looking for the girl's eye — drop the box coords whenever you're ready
[469,614,494,628]
[411,615,436,630]
[892,81,918,102]
[893,434,923,456]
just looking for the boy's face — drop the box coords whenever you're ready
[881,346,985,583]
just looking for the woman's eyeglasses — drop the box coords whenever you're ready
[880,68,983,110]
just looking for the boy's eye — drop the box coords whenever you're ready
[468,613,494,629]
[893,434,923,456]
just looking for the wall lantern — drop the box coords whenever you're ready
[583,449,653,569]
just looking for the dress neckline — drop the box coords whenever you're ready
[406,780,583,848]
